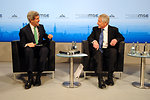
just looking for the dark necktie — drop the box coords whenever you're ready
[99,29,104,53]
[34,27,38,44]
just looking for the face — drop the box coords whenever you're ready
[97,17,107,29]
[30,15,40,27]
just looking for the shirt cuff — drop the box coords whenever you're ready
[92,40,96,44]
[25,44,28,47]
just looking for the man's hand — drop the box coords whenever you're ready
[27,42,36,47]
[48,34,53,39]
[92,40,99,50]
[110,39,117,46]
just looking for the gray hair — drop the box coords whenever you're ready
[98,14,109,24]
[27,11,39,22]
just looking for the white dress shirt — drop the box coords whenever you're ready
[24,24,39,47]
[102,25,108,48]
[29,23,39,40]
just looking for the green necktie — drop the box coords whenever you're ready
[34,27,38,44]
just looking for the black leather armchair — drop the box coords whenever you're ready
[82,40,125,78]
[11,40,55,79]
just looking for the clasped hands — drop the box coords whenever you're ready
[26,34,53,47]
[93,39,117,50]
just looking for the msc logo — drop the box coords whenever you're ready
[0,14,2,18]
[109,14,115,18]
[59,14,65,18]
[126,14,149,19]
[138,14,149,18]
[12,14,18,18]
[39,14,49,18]
[88,14,98,17]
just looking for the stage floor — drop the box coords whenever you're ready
[0,62,150,100]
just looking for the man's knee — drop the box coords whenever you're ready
[39,46,49,57]
[109,48,117,56]
[40,47,49,53]
[24,47,33,54]
[94,50,102,59]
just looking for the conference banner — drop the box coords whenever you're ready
[0,0,150,43]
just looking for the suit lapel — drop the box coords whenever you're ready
[26,24,35,42]
[96,27,101,41]
[108,25,111,43]
[37,26,40,33]
[37,26,42,39]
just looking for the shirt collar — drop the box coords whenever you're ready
[29,23,35,29]
[103,25,108,31]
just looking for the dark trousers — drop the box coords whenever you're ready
[94,48,117,75]
[24,46,49,73]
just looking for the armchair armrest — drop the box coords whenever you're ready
[82,40,91,71]
[116,41,125,71]
[11,40,21,72]
[48,40,55,70]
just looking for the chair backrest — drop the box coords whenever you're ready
[11,40,55,72]
[82,40,125,72]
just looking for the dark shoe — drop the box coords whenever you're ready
[105,79,114,86]
[98,80,106,89]
[34,73,42,86]
[25,79,34,89]
[34,78,41,86]
[98,74,106,89]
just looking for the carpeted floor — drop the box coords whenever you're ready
[0,62,150,100]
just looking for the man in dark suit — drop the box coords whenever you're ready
[19,11,53,89]
[88,14,124,89]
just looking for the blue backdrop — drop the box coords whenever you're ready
[0,0,150,43]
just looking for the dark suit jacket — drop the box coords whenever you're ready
[19,24,49,48]
[88,25,125,51]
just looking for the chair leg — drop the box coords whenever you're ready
[84,72,87,79]
[52,71,55,79]
[43,71,55,79]
[113,72,122,79]
[119,72,122,79]
[13,73,17,81]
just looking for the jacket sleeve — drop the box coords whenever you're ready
[19,29,26,48]
[114,28,125,43]
[40,25,49,40]
[87,27,97,43]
